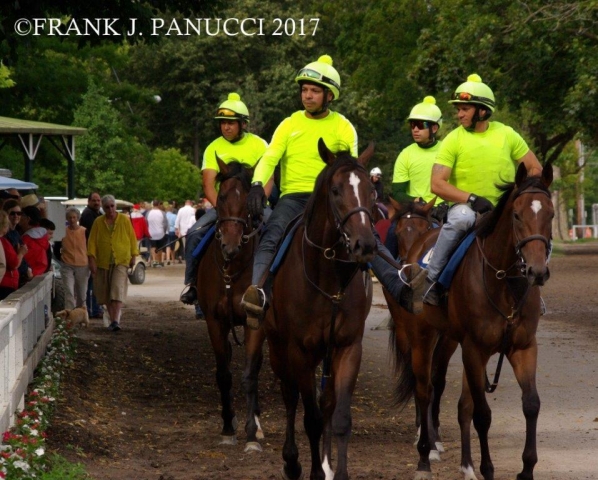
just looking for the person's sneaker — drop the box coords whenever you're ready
[108,321,121,331]
[241,285,266,330]
[180,286,198,305]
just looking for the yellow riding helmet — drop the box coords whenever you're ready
[214,92,250,121]
[448,74,496,112]
[408,96,443,125]
[295,55,341,100]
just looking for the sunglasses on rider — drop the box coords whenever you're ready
[409,120,431,130]
[296,68,340,90]
[216,108,239,118]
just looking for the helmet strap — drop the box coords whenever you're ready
[417,138,438,149]
[466,106,491,132]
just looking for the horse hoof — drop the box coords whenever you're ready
[436,441,445,453]
[414,472,433,480]
[429,450,441,462]
[219,435,237,446]
[281,466,304,480]
[244,441,262,453]
[460,465,479,480]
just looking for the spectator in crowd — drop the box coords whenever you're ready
[0,209,26,300]
[20,206,49,277]
[2,199,31,286]
[80,192,104,319]
[130,204,151,262]
[87,195,139,332]
[5,189,21,201]
[175,200,196,254]
[370,167,385,201]
[147,199,168,267]
[60,207,90,310]
[165,204,177,265]
[39,218,55,273]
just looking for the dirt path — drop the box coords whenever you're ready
[46,254,598,480]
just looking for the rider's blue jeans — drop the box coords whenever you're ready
[426,203,476,281]
[252,193,310,286]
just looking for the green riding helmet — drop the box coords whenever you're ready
[295,54,341,100]
[448,74,496,112]
[408,96,443,125]
[214,92,250,122]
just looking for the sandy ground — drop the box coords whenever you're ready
[46,253,598,479]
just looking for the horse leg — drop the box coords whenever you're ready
[205,320,237,444]
[320,377,335,480]
[457,370,478,480]
[279,378,304,480]
[430,336,458,454]
[296,365,325,480]
[411,327,438,480]
[508,340,540,480]
[461,342,494,480]
[325,344,363,480]
[242,326,266,453]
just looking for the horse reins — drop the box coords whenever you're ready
[477,186,551,393]
[214,214,263,346]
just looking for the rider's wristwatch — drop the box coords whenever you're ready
[467,194,477,205]
[251,181,263,187]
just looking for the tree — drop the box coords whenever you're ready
[145,147,202,203]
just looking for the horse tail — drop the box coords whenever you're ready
[388,318,416,408]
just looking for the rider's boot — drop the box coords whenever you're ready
[180,285,198,305]
[241,285,267,330]
[422,278,442,307]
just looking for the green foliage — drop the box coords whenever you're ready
[145,148,202,203]
[39,455,90,480]
[0,62,15,88]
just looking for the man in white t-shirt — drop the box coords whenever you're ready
[147,200,168,267]
[175,200,196,252]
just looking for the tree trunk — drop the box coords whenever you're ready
[551,165,570,240]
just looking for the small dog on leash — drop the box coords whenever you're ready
[54,307,90,329]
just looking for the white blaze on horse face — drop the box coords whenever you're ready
[531,199,542,215]
[348,172,367,224]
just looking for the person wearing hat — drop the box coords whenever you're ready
[369,166,385,201]
[20,205,50,277]
[418,74,542,306]
[179,92,268,305]
[240,54,360,327]
[20,193,40,210]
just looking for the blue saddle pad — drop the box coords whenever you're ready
[437,231,476,289]
[269,220,303,275]
[191,225,216,261]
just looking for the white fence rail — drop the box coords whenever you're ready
[0,273,54,434]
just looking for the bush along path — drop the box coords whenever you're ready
[0,317,77,479]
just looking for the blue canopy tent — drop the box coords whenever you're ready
[0,175,38,190]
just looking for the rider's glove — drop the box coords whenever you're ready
[247,182,267,217]
[430,202,449,224]
[467,194,493,214]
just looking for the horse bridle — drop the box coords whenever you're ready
[512,188,552,261]
[215,214,262,244]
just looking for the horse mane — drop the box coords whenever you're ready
[475,176,550,238]
[215,161,253,191]
[304,150,363,229]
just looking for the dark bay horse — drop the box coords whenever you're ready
[397,162,553,480]
[264,139,377,480]
[196,158,266,453]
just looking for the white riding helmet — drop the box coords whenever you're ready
[370,167,382,177]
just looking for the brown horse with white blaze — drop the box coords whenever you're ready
[397,162,553,480]
[264,139,377,480]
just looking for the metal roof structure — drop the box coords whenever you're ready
[0,116,87,198]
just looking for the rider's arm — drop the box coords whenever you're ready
[252,118,292,185]
[517,150,543,177]
[391,181,414,203]
[202,169,218,207]
[430,163,470,204]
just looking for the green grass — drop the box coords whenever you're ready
[39,454,90,480]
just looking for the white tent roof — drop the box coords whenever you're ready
[0,176,38,190]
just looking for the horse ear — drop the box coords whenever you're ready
[541,162,553,188]
[318,138,336,165]
[216,154,229,175]
[515,162,527,186]
[423,196,437,214]
[357,142,375,168]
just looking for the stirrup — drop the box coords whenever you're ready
[241,286,266,330]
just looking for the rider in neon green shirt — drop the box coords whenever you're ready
[419,74,543,307]
[241,55,358,328]
[180,93,268,306]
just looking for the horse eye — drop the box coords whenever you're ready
[218,193,226,203]
[513,212,521,222]
[331,186,340,195]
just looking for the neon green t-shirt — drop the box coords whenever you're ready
[202,133,268,172]
[253,110,358,196]
[392,141,441,202]
[435,122,529,205]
